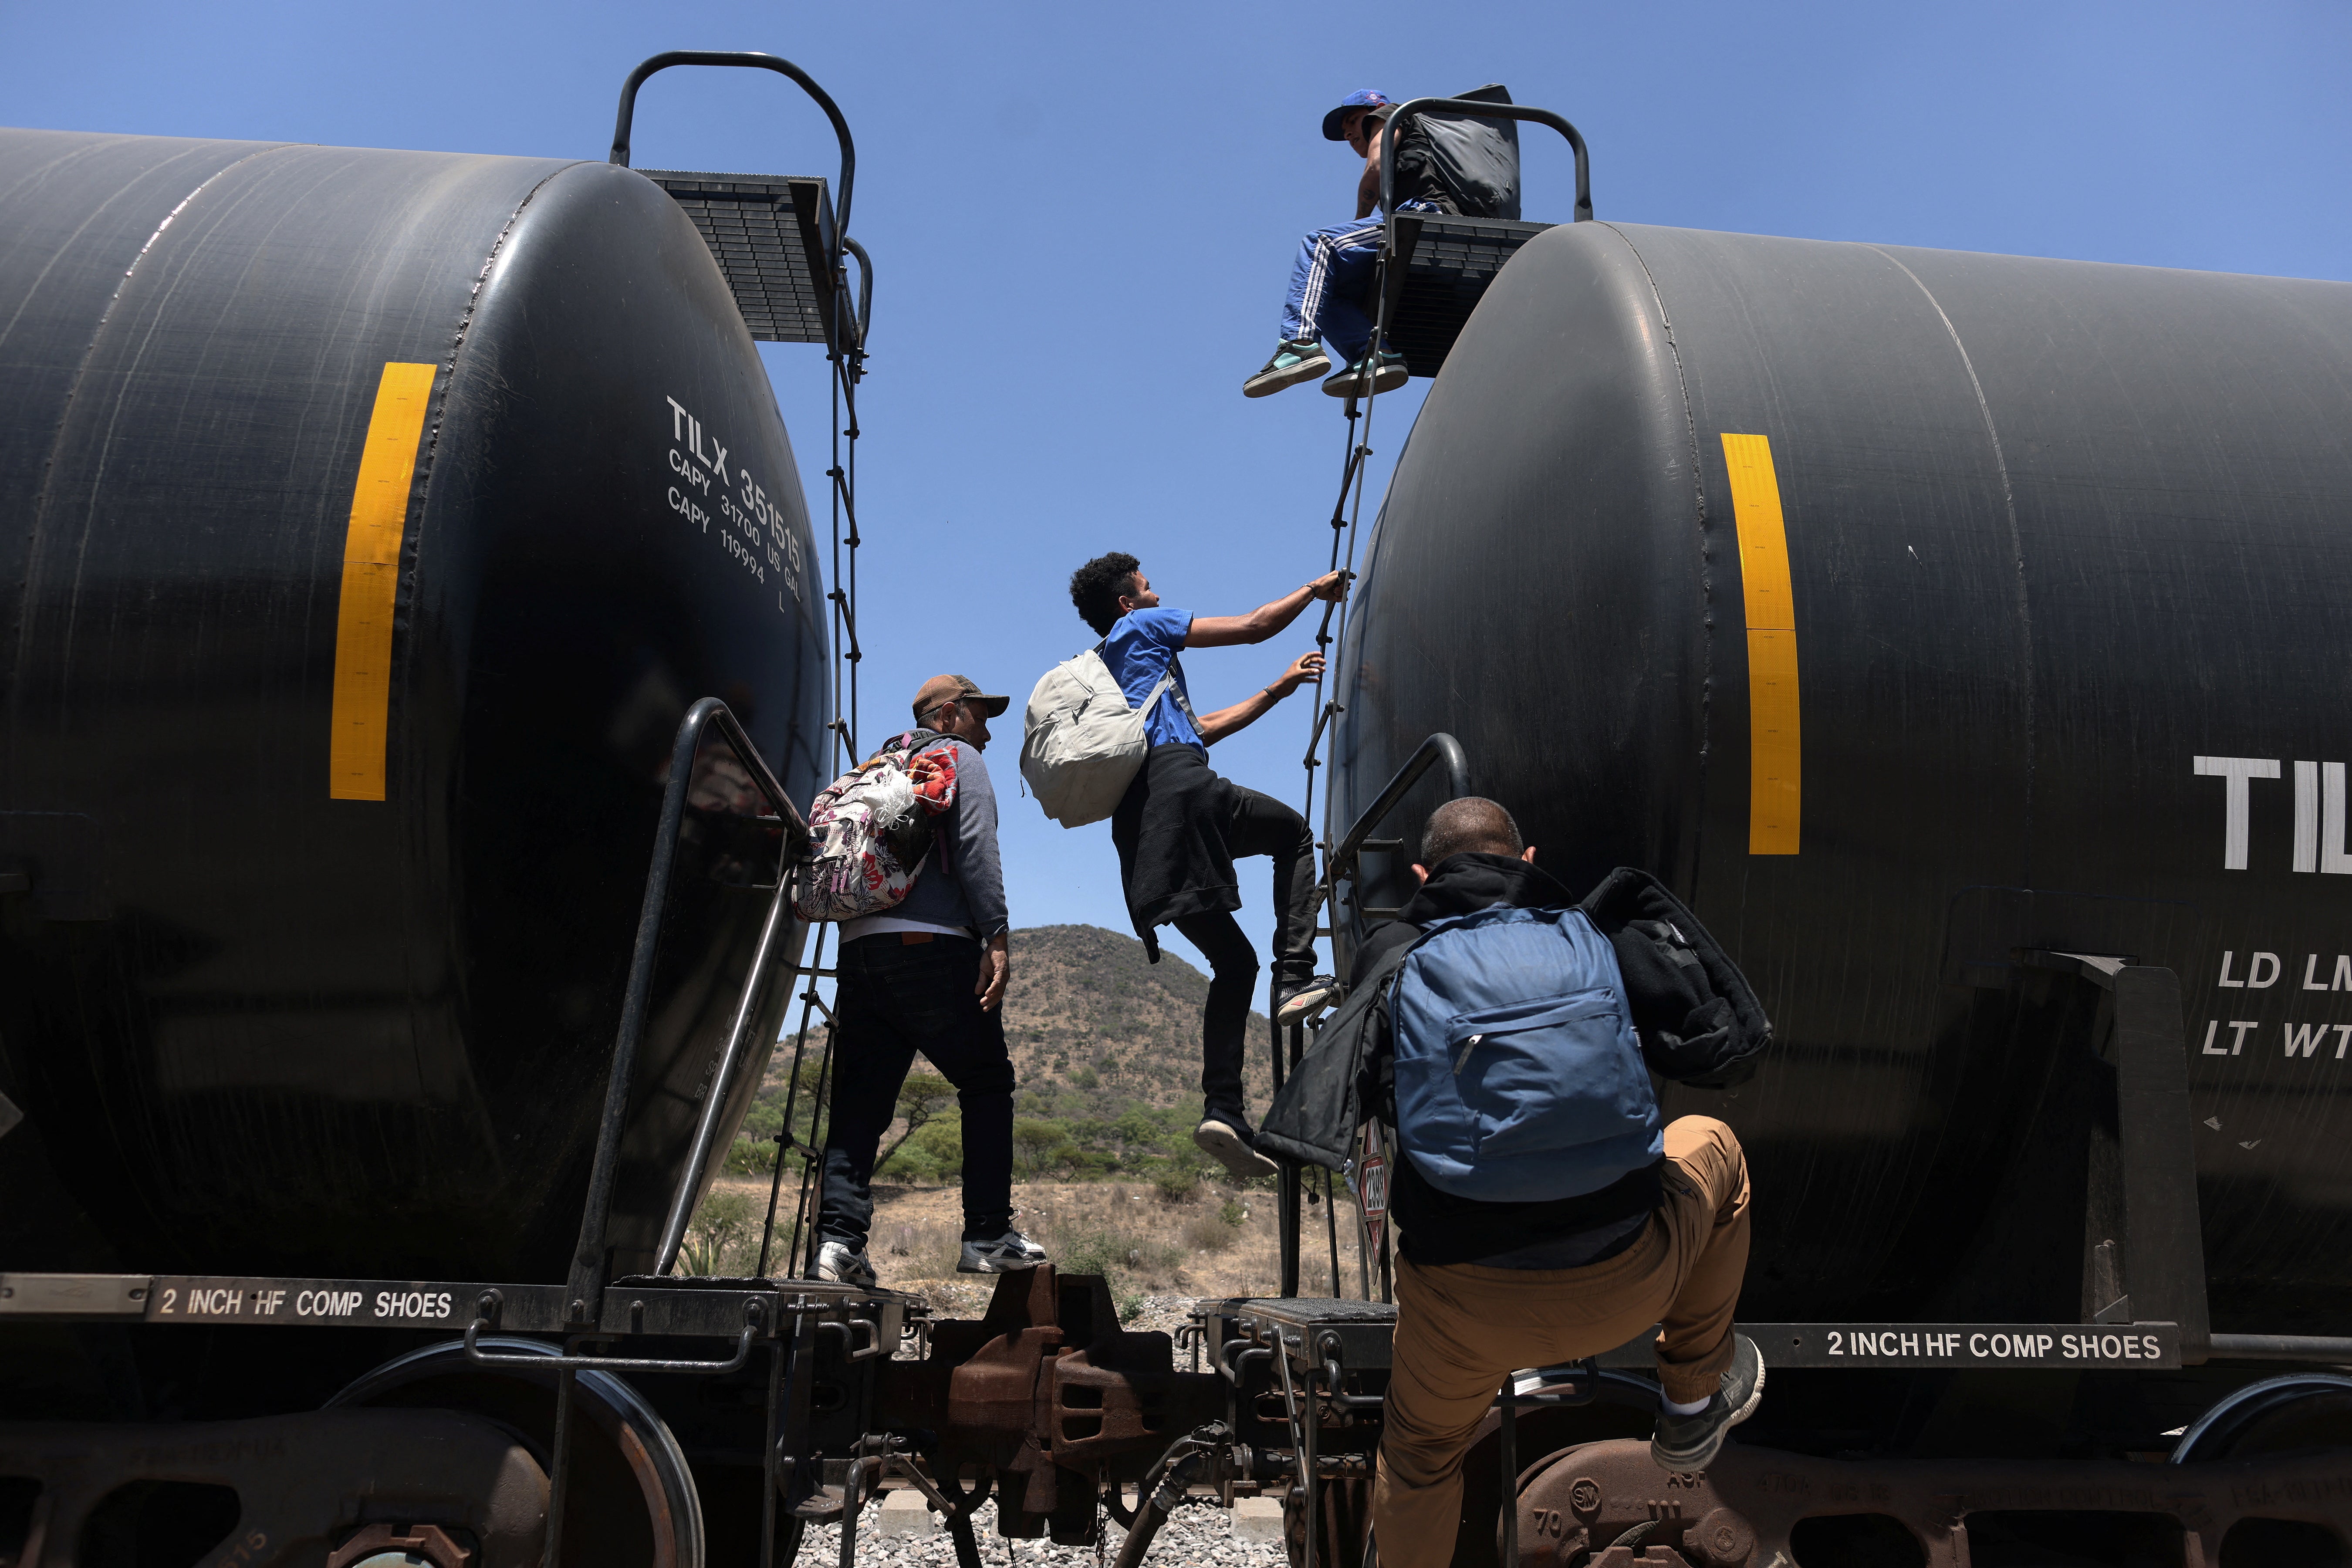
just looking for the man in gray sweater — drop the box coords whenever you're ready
[811,674,1048,1284]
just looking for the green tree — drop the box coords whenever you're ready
[871,1072,955,1174]
[1112,1106,1167,1152]
[879,1114,963,1182]
[1012,1118,1070,1176]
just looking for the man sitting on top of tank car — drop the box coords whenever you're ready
[811,675,1048,1285]
[1344,800,1764,1562]
[1241,88,1451,402]
[1065,553,1346,1181]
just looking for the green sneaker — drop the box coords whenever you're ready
[1322,348,1408,398]
[1243,339,1332,398]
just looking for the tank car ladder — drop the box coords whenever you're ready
[1273,98,1594,1310]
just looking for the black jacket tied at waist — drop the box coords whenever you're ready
[1111,743,1239,960]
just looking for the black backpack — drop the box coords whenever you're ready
[1254,867,1771,1174]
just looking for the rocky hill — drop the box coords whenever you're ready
[764,924,1278,1122]
[997,924,1275,1119]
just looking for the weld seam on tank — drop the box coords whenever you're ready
[381,163,578,774]
[20,145,295,629]
[1866,243,2039,884]
[1601,220,1715,889]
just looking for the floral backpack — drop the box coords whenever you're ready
[792,731,960,923]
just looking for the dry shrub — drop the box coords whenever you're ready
[1150,1164,1200,1203]
[876,1217,962,1281]
[1183,1209,1239,1254]
[1041,1204,1188,1291]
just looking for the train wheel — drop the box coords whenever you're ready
[328,1337,708,1568]
[2170,1373,2352,1462]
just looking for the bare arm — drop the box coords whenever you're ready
[1195,652,1325,745]
[1355,135,1382,220]
[1187,570,1349,648]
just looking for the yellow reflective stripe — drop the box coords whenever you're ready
[1722,433,1801,855]
[328,362,436,801]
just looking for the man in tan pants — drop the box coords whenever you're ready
[1373,1117,1754,1564]
[1338,798,1764,1566]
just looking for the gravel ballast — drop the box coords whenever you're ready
[794,1495,1287,1568]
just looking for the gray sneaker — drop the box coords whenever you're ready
[959,1228,1048,1274]
[1194,1118,1277,1181]
[811,1239,878,1288]
[1650,1333,1765,1471]
[1243,339,1333,398]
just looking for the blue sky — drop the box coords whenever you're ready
[8,0,2348,991]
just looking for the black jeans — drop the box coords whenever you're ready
[817,934,1016,1249]
[1174,783,1320,1132]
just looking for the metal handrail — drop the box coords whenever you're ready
[568,697,810,1321]
[1327,732,1473,886]
[653,868,798,1276]
[608,50,859,264]
[842,236,875,354]
[463,1291,764,1373]
[820,1316,884,1361]
[1502,1360,1666,1408]
[2207,1334,2352,1361]
[1376,97,1591,226]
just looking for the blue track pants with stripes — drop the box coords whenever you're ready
[1278,200,1437,364]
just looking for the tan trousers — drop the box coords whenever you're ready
[1370,1116,1752,1568]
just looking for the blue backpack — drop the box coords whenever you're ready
[1390,904,1663,1203]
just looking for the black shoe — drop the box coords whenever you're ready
[1321,348,1407,398]
[1274,974,1340,1026]
[959,1228,1048,1273]
[1243,338,1332,398]
[1650,1333,1764,1470]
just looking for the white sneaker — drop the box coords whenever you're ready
[1275,974,1341,1026]
[811,1239,878,1288]
[959,1229,1048,1274]
[1194,1119,1277,1180]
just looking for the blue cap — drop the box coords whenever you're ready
[1322,89,1392,141]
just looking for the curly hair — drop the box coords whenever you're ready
[1069,551,1142,635]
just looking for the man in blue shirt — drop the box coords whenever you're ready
[1066,552,1348,1179]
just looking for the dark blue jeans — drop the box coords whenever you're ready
[818,933,1016,1249]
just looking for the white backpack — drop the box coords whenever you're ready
[1019,648,1177,828]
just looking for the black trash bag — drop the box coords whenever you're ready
[1416,83,1521,221]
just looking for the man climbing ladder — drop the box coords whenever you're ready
[1064,552,1348,1179]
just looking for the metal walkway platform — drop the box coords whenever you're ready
[639,169,836,343]
[1383,213,1555,378]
